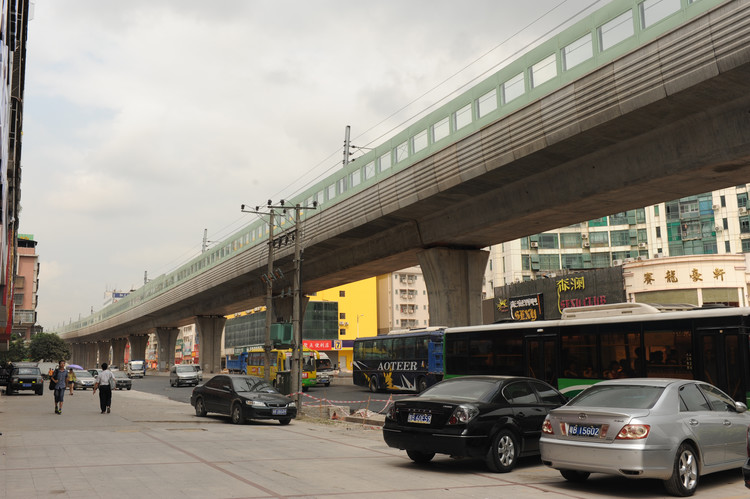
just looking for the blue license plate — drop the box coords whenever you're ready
[407,413,432,424]
[568,424,600,437]
[22,383,31,387]
[272,408,287,415]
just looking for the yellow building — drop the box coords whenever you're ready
[310,277,378,371]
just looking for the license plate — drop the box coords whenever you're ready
[22,383,30,387]
[407,413,432,424]
[272,408,287,415]
[568,424,600,437]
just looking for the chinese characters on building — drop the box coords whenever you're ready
[643,268,725,285]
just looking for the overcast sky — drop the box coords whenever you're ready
[20,0,605,330]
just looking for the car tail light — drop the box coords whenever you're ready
[447,404,479,425]
[386,405,399,420]
[615,424,650,439]
[542,419,554,434]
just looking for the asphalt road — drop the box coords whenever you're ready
[130,373,415,414]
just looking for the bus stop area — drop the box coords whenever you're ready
[1,387,747,498]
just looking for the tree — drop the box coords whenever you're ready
[28,332,70,362]
[0,336,28,363]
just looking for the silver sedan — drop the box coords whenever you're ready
[539,378,750,496]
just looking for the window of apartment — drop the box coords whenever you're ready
[538,233,559,249]
[339,313,346,319]
[655,227,662,238]
[723,218,729,230]
[560,232,582,248]
[740,216,750,234]
[738,192,748,208]
[539,254,560,271]
[339,290,346,297]
[562,254,583,269]
[339,329,346,336]
[743,239,750,253]
[654,205,660,216]
[522,254,531,270]
[720,195,726,208]
[725,241,731,253]
[610,230,630,246]
[609,212,628,225]
[679,201,699,217]
[591,252,611,268]
[590,231,609,246]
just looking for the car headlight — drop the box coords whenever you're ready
[288,402,296,408]
[447,404,479,425]
[249,400,267,407]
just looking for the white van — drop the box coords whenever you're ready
[126,360,146,378]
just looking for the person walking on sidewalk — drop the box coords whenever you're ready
[93,362,115,414]
[52,360,68,414]
[67,367,77,395]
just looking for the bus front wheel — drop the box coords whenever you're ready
[416,377,428,393]
[369,377,378,393]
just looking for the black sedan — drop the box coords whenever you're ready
[383,376,567,472]
[191,374,297,425]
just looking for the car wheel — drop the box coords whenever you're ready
[230,403,244,425]
[127,386,131,390]
[485,429,519,473]
[279,418,291,425]
[302,386,308,392]
[663,443,699,497]
[324,383,330,387]
[369,377,378,393]
[194,397,207,417]
[36,389,43,396]
[416,377,428,393]
[170,379,175,387]
[406,450,435,464]
[560,469,590,482]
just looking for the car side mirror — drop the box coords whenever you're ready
[735,401,748,413]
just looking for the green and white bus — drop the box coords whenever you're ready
[443,303,750,404]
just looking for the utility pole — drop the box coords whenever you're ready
[343,125,351,167]
[242,199,316,395]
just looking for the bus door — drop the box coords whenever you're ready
[524,334,558,386]
[427,340,443,374]
[696,327,748,403]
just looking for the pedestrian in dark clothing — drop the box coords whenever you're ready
[52,360,68,414]
[93,362,115,413]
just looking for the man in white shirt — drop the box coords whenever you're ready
[93,362,116,414]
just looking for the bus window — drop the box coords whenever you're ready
[561,327,598,378]
[643,327,693,379]
[600,330,640,379]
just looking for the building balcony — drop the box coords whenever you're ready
[13,309,35,326]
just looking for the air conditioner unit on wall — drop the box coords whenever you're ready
[638,242,647,248]
[712,204,720,210]
[715,226,723,233]
[582,242,590,248]
[530,242,538,248]
[581,233,588,239]
[740,207,747,215]
[612,259,624,266]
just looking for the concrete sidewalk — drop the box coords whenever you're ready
[1,387,747,499]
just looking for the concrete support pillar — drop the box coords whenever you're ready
[97,341,110,367]
[70,343,84,366]
[128,335,149,362]
[85,343,98,369]
[417,247,489,327]
[195,316,226,374]
[155,327,179,371]
[112,338,127,368]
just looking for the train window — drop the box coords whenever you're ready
[477,88,497,118]
[432,117,450,142]
[454,103,472,130]
[379,151,392,172]
[502,72,524,104]
[598,10,634,51]
[562,33,593,71]
[349,170,360,188]
[640,0,680,29]
[364,161,375,180]
[530,54,557,88]
[412,129,428,153]
[396,140,408,163]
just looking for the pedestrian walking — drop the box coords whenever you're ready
[51,360,68,414]
[67,367,76,395]
[92,362,115,414]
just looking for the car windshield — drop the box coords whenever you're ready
[567,385,665,409]
[231,377,278,393]
[420,378,498,401]
[176,365,194,373]
[16,368,39,375]
[74,370,94,379]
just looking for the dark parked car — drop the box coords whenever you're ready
[383,376,567,472]
[112,370,132,390]
[5,363,44,395]
[191,374,297,425]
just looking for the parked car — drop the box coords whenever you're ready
[5,363,43,395]
[191,374,297,425]
[72,369,96,390]
[112,370,132,390]
[540,378,750,496]
[382,376,567,472]
[170,364,200,387]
